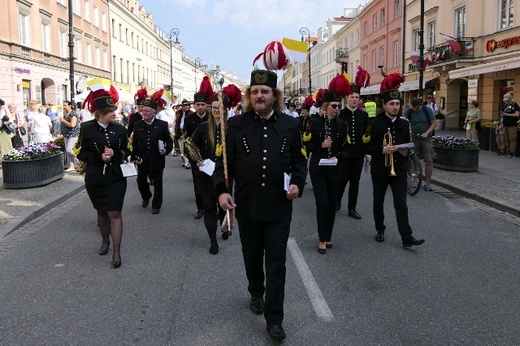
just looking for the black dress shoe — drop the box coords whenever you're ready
[326,242,332,249]
[142,199,150,208]
[250,296,264,314]
[209,242,219,255]
[266,324,286,340]
[335,201,341,212]
[402,236,425,247]
[375,231,385,242]
[194,209,204,219]
[348,209,362,220]
[151,208,160,214]
[318,247,326,254]
[98,242,110,255]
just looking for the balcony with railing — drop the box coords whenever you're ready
[335,48,349,63]
[427,38,475,66]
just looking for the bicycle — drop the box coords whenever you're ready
[406,148,423,196]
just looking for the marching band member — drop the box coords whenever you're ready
[363,73,425,247]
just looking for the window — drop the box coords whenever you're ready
[427,21,436,50]
[412,29,420,51]
[42,21,51,52]
[127,60,130,83]
[381,8,386,26]
[363,54,367,70]
[372,50,376,72]
[373,14,377,31]
[500,0,514,29]
[455,7,466,38]
[103,47,108,70]
[84,0,90,22]
[93,6,99,27]
[394,41,399,66]
[101,12,106,32]
[113,55,117,81]
[59,29,67,58]
[126,28,129,45]
[19,12,30,46]
[75,36,82,63]
[363,21,368,37]
[395,0,401,19]
[380,46,385,67]
[95,44,100,68]
[119,24,123,41]
[85,42,91,65]
[111,19,115,37]
[120,58,123,82]
[72,0,80,16]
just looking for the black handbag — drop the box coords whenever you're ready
[18,126,27,136]
[11,135,24,148]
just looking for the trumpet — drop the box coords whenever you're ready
[383,128,397,176]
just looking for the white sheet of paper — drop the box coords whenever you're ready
[319,158,338,166]
[199,159,215,176]
[284,172,291,191]
[394,142,414,149]
[158,140,165,151]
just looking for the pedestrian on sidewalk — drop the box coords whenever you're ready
[77,83,130,268]
[60,100,80,171]
[215,69,308,340]
[499,93,520,158]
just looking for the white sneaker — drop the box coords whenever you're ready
[423,183,433,191]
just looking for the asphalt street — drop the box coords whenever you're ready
[0,154,519,345]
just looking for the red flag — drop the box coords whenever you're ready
[440,34,461,52]
[410,51,421,64]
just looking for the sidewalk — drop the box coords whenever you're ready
[1,131,519,238]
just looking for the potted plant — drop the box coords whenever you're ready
[432,136,479,172]
[2,142,64,188]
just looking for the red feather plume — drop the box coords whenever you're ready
[134,86,148,102]
[82,86,119,113]
[198,76,214,102]
[328,74,352,98]
[151,88,167,108]
[315,88,325,105]
[380,72,404,93]
[221,84,242,109]
[355,66,371,88]
[304,94,314,108]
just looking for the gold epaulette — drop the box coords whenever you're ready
[302,132,311,142]
[215,142,223,157]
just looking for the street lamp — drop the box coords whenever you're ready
[194,57,201,92]
[300,27,312,94]
[169,28,180,98]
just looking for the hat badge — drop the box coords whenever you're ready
[107,98,115,106]
[254,72,269,84]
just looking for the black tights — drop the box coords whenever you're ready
[97,210,123,262]
[201,195,225,243]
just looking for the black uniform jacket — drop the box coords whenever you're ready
[338,107,369,158]
[77,120,131,186]
[192,121,221,162]
[184,112,208,139]
[126,111,142,137]
[363,112,410,177]
[174,109,194,138]
[305,115,348,174]
[214,111,308,222]
[131,118,173,170]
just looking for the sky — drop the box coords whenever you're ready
[139,0,366,82]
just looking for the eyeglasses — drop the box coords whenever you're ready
[330,104,341,109]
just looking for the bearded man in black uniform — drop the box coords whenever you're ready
[215,70,308,341]
[131,97,173,214]
[336,69,370,219]
[363,73,425,247]
[127,87,147,137]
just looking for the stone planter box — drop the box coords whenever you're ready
[433,147,479,172]
[2,153,64,189]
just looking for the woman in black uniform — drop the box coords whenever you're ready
[305,90,348,254]
[77,84,131,268]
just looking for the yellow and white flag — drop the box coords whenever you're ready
[86,78,111,91]
[282,38,308,63]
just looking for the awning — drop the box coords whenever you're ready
[449,56,520,79]
[360,84,381,95]
[398,77,438,92]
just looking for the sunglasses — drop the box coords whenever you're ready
[330,104,341,109]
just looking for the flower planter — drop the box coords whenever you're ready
[433,147,479,172]
[2,153,64,189]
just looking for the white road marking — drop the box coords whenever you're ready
[287,237,334,322]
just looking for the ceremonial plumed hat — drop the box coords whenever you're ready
[141,98,158,111]
[380,73,404,104]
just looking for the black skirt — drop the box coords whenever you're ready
[86,178,127,212]
[193,168,216,196]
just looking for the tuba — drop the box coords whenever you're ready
[184,136,204,163]
[383,128,397,176]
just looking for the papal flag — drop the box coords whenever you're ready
[86,78,111,91]
[440,34,461,52]
[281,37,308,63]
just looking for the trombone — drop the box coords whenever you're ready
[383,128,397,176]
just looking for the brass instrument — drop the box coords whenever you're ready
[184,135,204,163]
[383,127,397,176]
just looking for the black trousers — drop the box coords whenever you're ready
[310,168,341,242]
[189,163,204,210]
[338,156,364,210]
[137,167,164,209]
[371,175,412,238]
[237,219,291,325]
